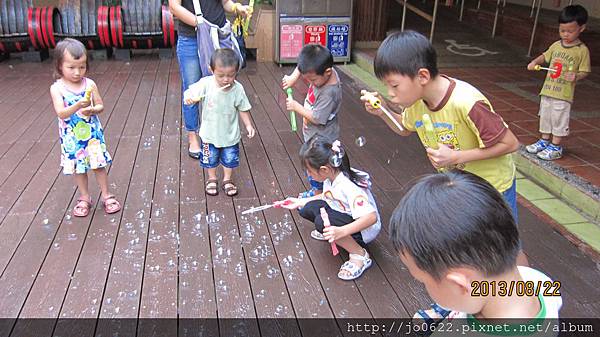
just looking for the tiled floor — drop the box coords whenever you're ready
[443,67,600,188]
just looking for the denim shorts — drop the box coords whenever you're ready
[199,141,240,169]
[501,178,518,224]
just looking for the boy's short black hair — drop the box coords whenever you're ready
[374,30,438,79]
[210,48,240,70]
[559,5,588,26]
[389,171,520,280]
[298,44,334,75]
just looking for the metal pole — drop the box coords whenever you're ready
[430,0,439,42]
[402,0,407,31]
[477,0,481,10]
[528,0,542,57]
[530,0,536,17]
[492,0,500,37]
[459,0,465,21]
[569,0,573,4]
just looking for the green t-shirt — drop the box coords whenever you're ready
[540,41,591,103]
[194,77,252,148]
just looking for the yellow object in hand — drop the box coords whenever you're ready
[422,113,438,150]
[84,87,93,101]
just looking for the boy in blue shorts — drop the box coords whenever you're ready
[184,48,255,196]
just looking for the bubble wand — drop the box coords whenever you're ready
[361,90,404,131]
[320,207,339,256]
[422,113,446,172]
[533,64,557,73]
[286,88,297,132]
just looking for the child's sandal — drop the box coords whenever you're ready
[338,249,372,281]
[310,229,327,241]
[102,195,121,214]
[205,179,218,196]
[73,197,92,217]
[222,179,238,197]
[413,303,456,336]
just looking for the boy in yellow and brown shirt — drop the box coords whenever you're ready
[526,5,591,160]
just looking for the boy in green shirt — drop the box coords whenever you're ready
[390,172,562,336]
[526,5,591,160]
[184,48,255,196]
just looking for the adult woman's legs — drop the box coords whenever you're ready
[176,35,202,158]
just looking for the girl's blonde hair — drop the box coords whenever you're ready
[54,38,88,79]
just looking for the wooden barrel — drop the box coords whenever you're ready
[0,2,61,54]
[58,0,103,49]
[0,0,33,35]
[105,4,175,49]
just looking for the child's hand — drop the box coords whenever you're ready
[360,90,384,117]
[282,74,296,90]
[276,197,303,210]
[286,96,301,112]
[78,97,91,109]
[246,124,256,138]
[323,225,346,243]
[426,143,458,169]
[80,106,95,116]
[527,62,538,71]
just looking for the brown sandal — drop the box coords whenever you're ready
[222,179,238,197]
[205,178,218,196]
[73,197,92,217]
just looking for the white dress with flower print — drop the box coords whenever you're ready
[55,78,111,175]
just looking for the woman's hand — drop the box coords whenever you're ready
[527,61,538,71]
[235,4,251,17]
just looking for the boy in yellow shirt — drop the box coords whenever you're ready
[526,5,591,160]
[361,30,520,222]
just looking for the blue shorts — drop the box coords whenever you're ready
[199,141,240,169]
[502,178,518,224]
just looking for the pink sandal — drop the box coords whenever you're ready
[102,195,121,214]
[73,197,92,217]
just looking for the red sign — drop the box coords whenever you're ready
[304,24,326,46]
[280,24,303,59]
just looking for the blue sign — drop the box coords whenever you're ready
[327,24,349,57]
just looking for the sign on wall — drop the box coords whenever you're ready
[327,24,349,57]
[280,24,304,59]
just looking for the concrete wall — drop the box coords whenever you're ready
[507,0,600,18]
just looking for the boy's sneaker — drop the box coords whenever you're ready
[537,143,563,160]
[526,139,550,154]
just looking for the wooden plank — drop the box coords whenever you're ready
[102,59,168,318]
[173,56,218,335]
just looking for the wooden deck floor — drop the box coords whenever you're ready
[0,57,599,336]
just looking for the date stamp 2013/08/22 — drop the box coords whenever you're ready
[471,280,561,297]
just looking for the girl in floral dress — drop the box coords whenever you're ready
[49,38,121,217]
